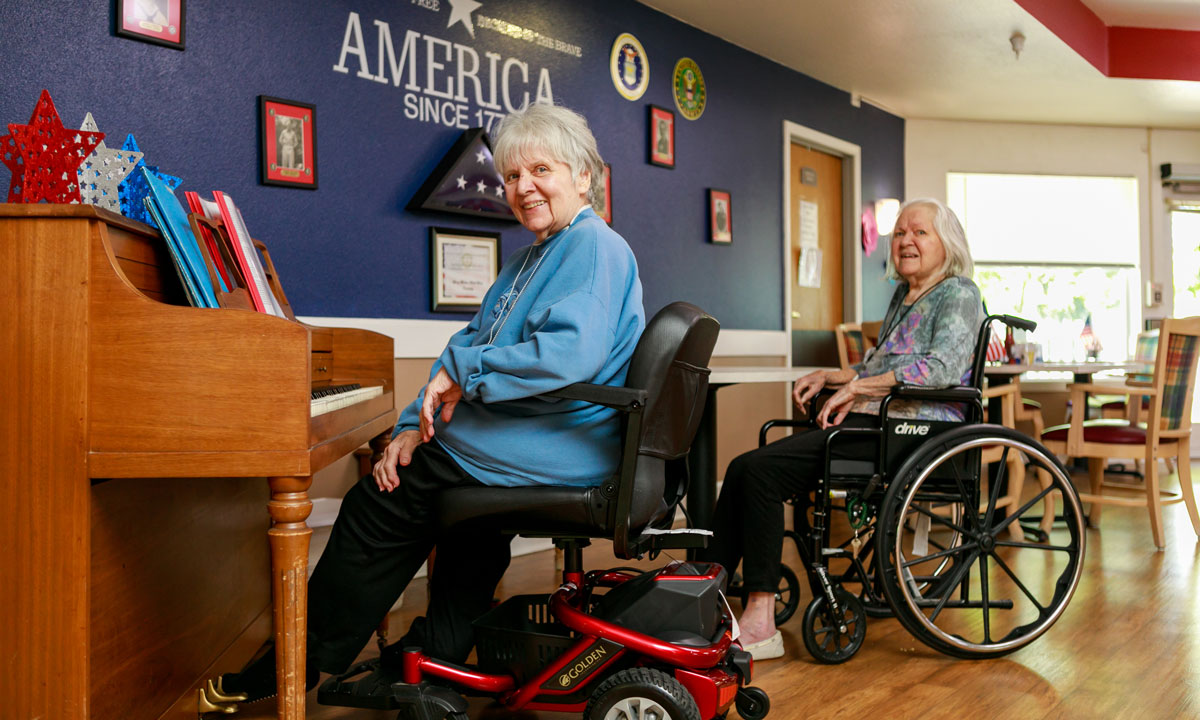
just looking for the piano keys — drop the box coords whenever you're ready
[0,204,396,720]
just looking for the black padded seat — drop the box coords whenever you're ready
[435,302,720,558]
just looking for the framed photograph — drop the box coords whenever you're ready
[596,163,613,224]
[708,189,732,244]
[648,105,675,168]
[430,227,500,313]
[258,96,317,190]
[116,0,185,50]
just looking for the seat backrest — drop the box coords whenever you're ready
[620,302,719,534]
[1128,330,1159,384]
[835,322,866,369]
[861,319,884,346]
[1150,317,1200,433]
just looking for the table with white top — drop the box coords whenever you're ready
[686,365,830,532]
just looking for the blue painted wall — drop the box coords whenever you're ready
[0,0,902,329]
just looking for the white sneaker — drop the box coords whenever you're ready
[742,630,784,661]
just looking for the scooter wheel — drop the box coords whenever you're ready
[734,686,770,720]
[584,667,700,720]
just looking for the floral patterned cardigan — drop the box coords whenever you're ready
[850,275,986,421]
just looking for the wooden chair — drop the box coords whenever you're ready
[1041,317,1200,549]
[835,321,883,370]
[861,320,884,346]
[981,383,1036,539]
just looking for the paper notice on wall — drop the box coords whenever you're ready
[798,200,819,248]
[798,247,822,288]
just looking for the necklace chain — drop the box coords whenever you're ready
[488,246,547,344]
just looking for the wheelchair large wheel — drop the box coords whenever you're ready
[584,667,700,720]
[739,563,800,625]
[875,425,1085,659]
[800,587,866,664]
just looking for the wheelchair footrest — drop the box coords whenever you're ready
[318,658,469,719]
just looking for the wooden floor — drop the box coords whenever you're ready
[235,465,1200,720]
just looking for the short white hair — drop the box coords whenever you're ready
[885,198,975,280]
[492,103,605,207]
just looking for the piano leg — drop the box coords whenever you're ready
[268,475,313,720]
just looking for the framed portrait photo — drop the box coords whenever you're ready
[596,163,613,224]
[116,0,185,49]
[648,105,675,168]
[430,227,500,313]
[708,189,732,244]
[259,96,317,190]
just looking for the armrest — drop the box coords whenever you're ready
[544,383,648,411]
[1066,382,1157,397]
[889,384,982,403]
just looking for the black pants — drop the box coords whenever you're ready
[307,440,512,672]
[700,414,879,593]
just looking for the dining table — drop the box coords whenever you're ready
[685,365,831,532]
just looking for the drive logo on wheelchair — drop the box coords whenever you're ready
[893,421,931,436]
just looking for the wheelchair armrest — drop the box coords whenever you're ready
[545,383,649,412]
[759,419,811,447]
[888,384,982,403]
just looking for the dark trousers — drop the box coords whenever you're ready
[700,414,878,593]
[307,440,512,672]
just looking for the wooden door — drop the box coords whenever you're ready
[790,143,843,330]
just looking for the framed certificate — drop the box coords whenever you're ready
[430,227,500,312]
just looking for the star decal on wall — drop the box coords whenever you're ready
[1,89,104,203]
[76,113,143,212]
[117,134,182,224]
[446,0,482,38]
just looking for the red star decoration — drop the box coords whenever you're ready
[1,89,104,203]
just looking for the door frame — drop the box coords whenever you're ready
[781,121,862,366]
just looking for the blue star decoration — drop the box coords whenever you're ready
[118,134,181,224]
[77,113,143,212]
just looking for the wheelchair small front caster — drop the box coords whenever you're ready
[801,587,865,664]
[734,686,770,719]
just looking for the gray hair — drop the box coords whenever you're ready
[885,197,974,281]
[491,102,605,207]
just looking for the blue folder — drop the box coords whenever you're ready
[142,167,226,308]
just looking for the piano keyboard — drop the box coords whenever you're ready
[310,383,384,417]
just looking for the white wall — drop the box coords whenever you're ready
[906,119,1200,320]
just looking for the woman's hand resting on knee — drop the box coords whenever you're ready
[374,430,422,492]
[792,368,855,416]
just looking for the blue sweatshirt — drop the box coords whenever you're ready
[395,207,645,487]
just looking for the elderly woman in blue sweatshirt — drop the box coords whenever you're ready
[220,103,644,702]
[703,198,983,662]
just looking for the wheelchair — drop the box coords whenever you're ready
[315,303,771,720]
[730,314,1086,664]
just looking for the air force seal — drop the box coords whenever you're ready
[673,57,706,120]
[610,33,648,101]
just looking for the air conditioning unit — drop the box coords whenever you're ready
[1161,163,1200,191]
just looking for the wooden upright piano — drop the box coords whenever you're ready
[0,205,397,720]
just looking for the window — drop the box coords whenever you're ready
[947,173,1140,362]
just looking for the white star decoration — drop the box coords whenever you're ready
[475,149,487,164]
[446,0,482,38]
[456,175,467,189]
[476,179,488,193]
[76,113,142,212]
[494,184,503,197]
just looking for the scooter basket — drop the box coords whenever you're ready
[473,594,575,682]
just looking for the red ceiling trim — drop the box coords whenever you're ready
[1015,0,1200,81]
[1013,0,1107,74]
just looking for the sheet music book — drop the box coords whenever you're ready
[212,191,286,318]
[184,191,233,291]
[143,196,205,307]
[142,168,222,308]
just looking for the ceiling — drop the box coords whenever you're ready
[637,0,1200,128]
